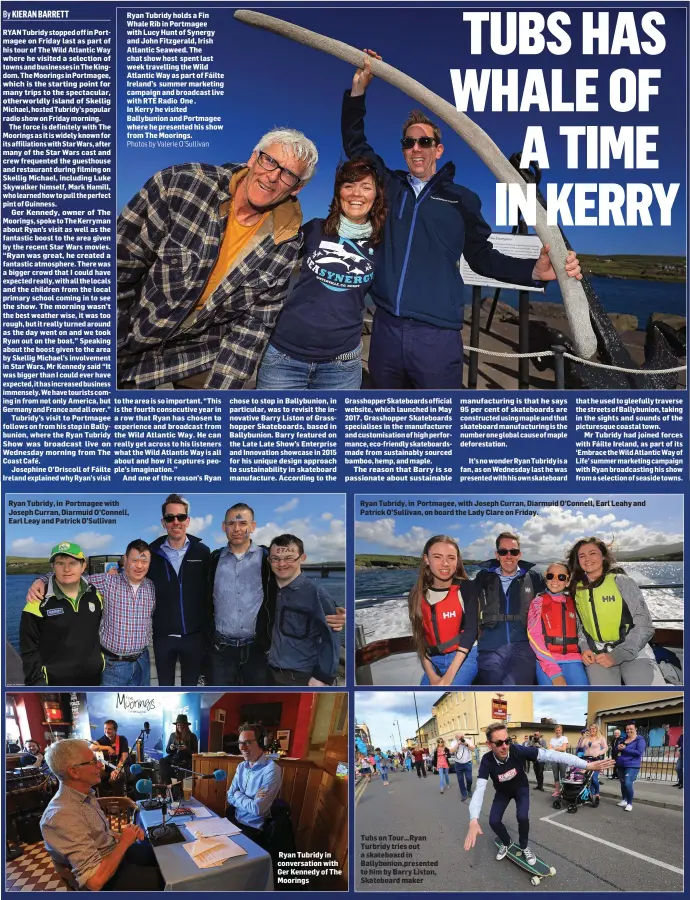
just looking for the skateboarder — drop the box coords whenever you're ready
[464,723,614,864]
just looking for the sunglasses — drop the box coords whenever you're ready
[545,572,568,582]
[491,738,512,748]
[401,136,437,150]
[163,514,188,523]
[497,548,520,557]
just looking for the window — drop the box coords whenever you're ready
[5,695,21,747]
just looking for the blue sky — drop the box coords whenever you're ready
[6,493,345,561]
[356,691,589,751]
[117,4,687,255]
[355,493,682,561]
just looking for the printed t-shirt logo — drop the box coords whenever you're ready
[89,601,96,612]
[47,608,65,616]
[305,238,374,293]
[498,767,518,782]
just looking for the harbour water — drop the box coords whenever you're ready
[355,561,683,643]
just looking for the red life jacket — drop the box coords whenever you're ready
[422,584,465,655]
[541,594,579,655]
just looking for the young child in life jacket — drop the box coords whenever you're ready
[407,535,479,686]
[527,561,589,686]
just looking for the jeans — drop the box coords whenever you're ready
[153,632,204,686]
[102,842,163,891]
[533,761,545,787]
[420,645,479,685]
[676,756,683,786]
[535,659,589,686]
[208,635,270,686]
[101,648,150,686]
[619,767,639,804]
[591,771,600,794]
[489,783,530,849]
[438,767,450,790]
[256,343,362,390]
[477,641,536,686]
[380,766,390,785]
[369,307,464,389]
[415,761,426,778]
[455,761,473,799]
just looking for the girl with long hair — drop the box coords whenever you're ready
[257,157,387,390]
[433,738,451,794]
[408,535,478,686]
[567,537,665,686]
[527,561,588,686]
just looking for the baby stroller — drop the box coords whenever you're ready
[552,765,598,813]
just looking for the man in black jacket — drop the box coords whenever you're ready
[474,532,545,685]
[148,494,210,686]
[342,51,581,389]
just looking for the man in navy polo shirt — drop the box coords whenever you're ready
[464,723,614,863]
[342,51,582,389]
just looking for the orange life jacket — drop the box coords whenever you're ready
[541,594,579,655]
[422,584,465,655]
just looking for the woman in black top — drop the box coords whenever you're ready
[256,157,386,390]
[159,714,198,784]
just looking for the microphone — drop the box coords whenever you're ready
[201,769,227,781]
[136,778,153,795]
[130,764,142,776]
[144,722,150,734]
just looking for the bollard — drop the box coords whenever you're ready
[467,286,482,389]
[552,344,566,389]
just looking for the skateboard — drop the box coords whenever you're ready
[495,839,556,886]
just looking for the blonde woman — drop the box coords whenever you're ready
[581,723,608,804]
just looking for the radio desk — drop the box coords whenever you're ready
[138,797,273,892]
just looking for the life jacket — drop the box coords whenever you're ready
[541,594,579,655]
[477,568,536,629]
[422,583,464,655]
[574,573,634,651]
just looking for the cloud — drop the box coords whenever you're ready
[464,505,682,561]
[355,519,434,554]
[533,692,588,725]
[321,512,334,521]
[358,506,682,563]
[10,537,54,557]
[71,532,114,553]
[254,516,345,561]
[355,691,443,750]
[275,498,299,514]
[188,514,213,534]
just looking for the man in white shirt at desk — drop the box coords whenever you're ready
[226,724,282,845]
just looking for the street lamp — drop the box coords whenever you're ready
[394,719,404,749]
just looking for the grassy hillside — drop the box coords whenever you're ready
[579,254,686,283]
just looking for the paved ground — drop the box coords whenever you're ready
[356,767,684,891]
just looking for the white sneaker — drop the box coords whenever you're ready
[624,804,633,812]
[617,800,627,807]
[523,847,537,866]
[495,843,508,860]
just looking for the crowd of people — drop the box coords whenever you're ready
[116,51,581,392]
[20,495,345,687]
[356,722,683,818]
[406,532,670,687]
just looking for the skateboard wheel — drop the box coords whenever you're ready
[550,867,557,875]
[531,876,540,885]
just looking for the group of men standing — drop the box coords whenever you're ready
[20,494,344,687]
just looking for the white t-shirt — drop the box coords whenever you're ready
[550,735,568,751]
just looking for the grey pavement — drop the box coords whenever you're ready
[356,767,684,891]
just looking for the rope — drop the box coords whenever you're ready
[465,344,687,374]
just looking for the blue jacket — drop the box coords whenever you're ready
[474,560,544,652]
[342,91,539,329]
[617,735,646,769]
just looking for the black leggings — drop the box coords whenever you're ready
[489,783,530,849]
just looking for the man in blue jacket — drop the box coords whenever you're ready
[342,51,582,389]
[267,534,342,686]
[474,532,544,685]
[148,493,211,686]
